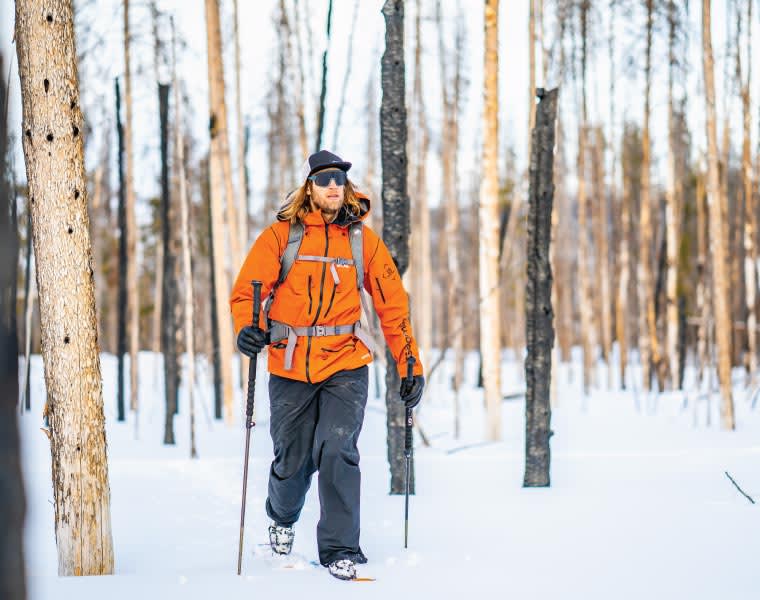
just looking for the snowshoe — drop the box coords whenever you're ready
[268,523,295,555]
[327,559,357,581]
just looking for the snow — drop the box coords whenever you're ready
[20,351,760,599]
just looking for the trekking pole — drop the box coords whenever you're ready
[404,355,416,549]
[237,280,262,575]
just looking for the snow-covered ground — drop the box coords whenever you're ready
[20,351,760,599]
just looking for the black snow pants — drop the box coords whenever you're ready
[265,365,369,566]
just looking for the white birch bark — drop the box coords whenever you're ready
[702,0,735,430]
[172,21,197,458]
[205,0,235,423]
[480,0,502,440]
[124,0,139,412]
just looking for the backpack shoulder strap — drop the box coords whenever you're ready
[349,221,364,290]
[279,221,304,283]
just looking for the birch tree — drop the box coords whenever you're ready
[702,0,735,430]
[205,0,235,423]
[410,0,431,373]
[123,0,139,414]
[437,0,464,428]
[115,77,127,422]
[315,0,334,152]
[639,0,658,391]
[577,0,595,392]
[665,0,682,388]
[737,0,757,376]
[172,21,198,458]
[15,0,114,574]
[481,0,502,440]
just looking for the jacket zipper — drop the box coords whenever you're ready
[323,283,337,318]
[306,223,330,383]
[375,277,387,303]
[307,275,313,314]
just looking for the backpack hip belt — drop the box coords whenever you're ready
[269,319,374,370]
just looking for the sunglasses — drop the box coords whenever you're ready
[308,170,348,187]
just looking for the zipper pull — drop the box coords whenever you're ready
[330,262,340,285]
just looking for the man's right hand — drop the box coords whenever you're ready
[237,326,270,357]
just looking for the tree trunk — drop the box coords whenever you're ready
[577,1,595,393]
[232,0,247,253]
[115,78,127,422]
[315,0,334,153]
[639,0,658,391]
[739,0,757,376]
[527,0,536,163]
[22,208,34,410]
[437,0,464,427]
[592,127,611,367]
[616,134,631,390]
[293,0,310,159]
[205,0,235,424]
[410,0,431,378]
[665,0,681,389]
[123,0,139,414]
[205,161,223,420]
[158,83,177,444]
[0,51,27,600]
[696,170,710,385]
[15,0,115,574]
[481,0,502,440]
[524,88,557,488]
[702,0,735,429]
[172,24,197,458]
[381,0,413,495]
[332,0,359,150]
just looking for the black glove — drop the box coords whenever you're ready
[399,375,425,409]
[236,326,270,357]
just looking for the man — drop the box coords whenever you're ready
[230,150,425,581]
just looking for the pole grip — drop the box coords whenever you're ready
[252,280,262,328]
[245,280,263,421]
[404,356,415,455]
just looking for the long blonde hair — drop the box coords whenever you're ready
[279,177,363,224]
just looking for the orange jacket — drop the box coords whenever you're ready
[230,195,423,384]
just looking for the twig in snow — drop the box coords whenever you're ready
[725,471,756,504]
[446,441,497,455]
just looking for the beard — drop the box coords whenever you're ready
[311,193,343,220]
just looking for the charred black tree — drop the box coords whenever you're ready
[524,88,558,488]
[159,83,178,444]
[314,0,334,153]
[115,77,127,422]
[0,52,27,600]
[381,0,413,495]
[204,157,222,420]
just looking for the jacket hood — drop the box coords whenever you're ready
[276,190,371,226]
